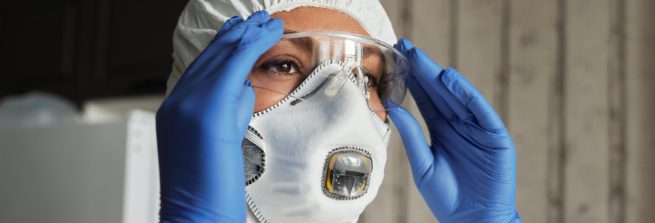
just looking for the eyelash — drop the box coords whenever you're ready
[362,69,379,87]
[259,58,380,88]
[259,59,303,76]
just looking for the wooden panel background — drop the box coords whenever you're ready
[361,0,655,222]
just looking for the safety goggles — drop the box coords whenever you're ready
[248,31,409,112]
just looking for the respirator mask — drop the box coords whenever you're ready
[242,31,409,223]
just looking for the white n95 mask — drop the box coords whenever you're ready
[242,59,392,223]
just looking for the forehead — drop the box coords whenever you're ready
[270,7,370,37]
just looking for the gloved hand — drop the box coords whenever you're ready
[155,11,283,223]
[387,39,521,223]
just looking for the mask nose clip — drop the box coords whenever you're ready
[323,148,373,200]
[290,70,347,106]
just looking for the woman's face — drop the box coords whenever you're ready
[249,7,387,119]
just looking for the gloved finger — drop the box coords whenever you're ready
[216,16,244,37]
[241,10,271,26]
[193,11,272,80]
[213,10,271,44]
[441,68,506,131]
[407,75,454,122]
[386,101,434,183]
[173,16,246,88]
[395,38,415,54]
[409,48,473,122]
[208,18,283,99]
[395,40,452,120]
[236,80,256,135]
[395,39,473,121]
[396,40,450,121]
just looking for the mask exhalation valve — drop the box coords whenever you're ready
[323,148,373,199]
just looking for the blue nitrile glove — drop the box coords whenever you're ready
[387,39,521,223]
[155,11,282,223]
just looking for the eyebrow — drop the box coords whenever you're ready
[363,46,383,60]
[283,29,298,34]
[282,29,312,51]
[284,36,314,55]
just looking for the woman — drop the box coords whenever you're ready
[157,0,521,222]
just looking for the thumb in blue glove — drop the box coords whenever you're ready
[387,39,521,223]
[156,11,283,223]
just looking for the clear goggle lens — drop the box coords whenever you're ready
[248,31,409,113]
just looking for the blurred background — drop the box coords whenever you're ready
[0,0,653,223]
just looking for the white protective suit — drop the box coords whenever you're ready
[168,1,397,222]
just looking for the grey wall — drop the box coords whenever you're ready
[0,122,127,223]
[361,0,655,222]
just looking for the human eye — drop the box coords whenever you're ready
[259,58,302,79]
[365,73,379,88]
